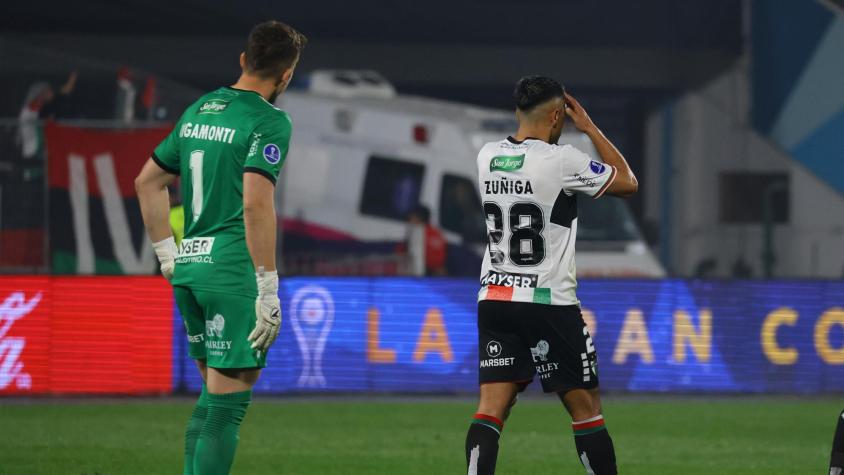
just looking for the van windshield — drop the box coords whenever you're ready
[360,156,425,221]
[577,197,642,242]
[440,174,487,243]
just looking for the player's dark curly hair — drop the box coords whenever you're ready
[513,76,565,112]
[245,20,308,79]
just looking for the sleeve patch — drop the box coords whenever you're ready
[263,144,281,164]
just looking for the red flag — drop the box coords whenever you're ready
[142,75,158,111]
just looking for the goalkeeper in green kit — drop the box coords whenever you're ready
[135,21,306,475]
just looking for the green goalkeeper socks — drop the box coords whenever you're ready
[183,384,209,475]
[193,390,252,475]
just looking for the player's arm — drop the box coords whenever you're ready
[243,173,277,272]
[136,158,178,279]
[244,171,282,355]
[244,114,291,354]
[137,119,183,280]
[565,92,638,197]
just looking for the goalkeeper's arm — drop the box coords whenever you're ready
[136,158,178,279]
[243,171,281,354]
[243,172,277,274]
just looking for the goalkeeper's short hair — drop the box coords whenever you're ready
[245,20,308,79]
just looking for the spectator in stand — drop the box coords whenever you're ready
[17,71,78,183]
[142,75,160,121]
[115,66,136,123]
[18,71,78,160]
[407,204,448,276]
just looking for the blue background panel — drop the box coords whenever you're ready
[173,278,844,394]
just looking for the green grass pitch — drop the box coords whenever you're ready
[0,396,838,474]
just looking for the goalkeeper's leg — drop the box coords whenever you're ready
[193,368,260,475]
[190,290,268,475]
[174,287,212,475]
[184,360,209,475]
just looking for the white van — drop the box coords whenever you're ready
[275,71,664,277]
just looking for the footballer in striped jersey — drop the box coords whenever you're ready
[465,76,638,475]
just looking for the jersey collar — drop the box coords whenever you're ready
[506,136,541,144]
[225,86,263,98]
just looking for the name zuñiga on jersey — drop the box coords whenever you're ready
[477,136,616,306]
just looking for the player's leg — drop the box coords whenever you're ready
[195,359,208,381]
[174,286,211,475]
[560,388,616,475]
[467,382,518,475]
[194,367,261,475]
[467,301,535,475]
[192,290,267,475]
[184,359,209,473]
[831,409,844,475]
[527,304,617,475]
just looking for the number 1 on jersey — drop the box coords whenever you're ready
[189,150,204,222]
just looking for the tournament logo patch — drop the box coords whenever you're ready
[263,144,281,164]
[589,160,606,174]
[486,340,502,358]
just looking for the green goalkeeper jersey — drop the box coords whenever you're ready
[152,86,291,297]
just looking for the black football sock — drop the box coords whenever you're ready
[465,413,503,475]
[831,409,844,474]
[572,415,617,475]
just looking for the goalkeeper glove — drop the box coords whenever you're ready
[152,236,178,281]
[248,268,282,355]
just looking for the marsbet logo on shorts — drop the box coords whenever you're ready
[480,339,514,368]
[486,340,502,357]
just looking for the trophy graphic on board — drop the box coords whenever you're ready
[289,285,335,388]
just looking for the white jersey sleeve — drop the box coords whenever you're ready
[558,144,617,198]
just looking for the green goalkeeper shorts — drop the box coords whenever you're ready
[174,285,267,369]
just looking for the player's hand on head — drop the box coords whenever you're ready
[249,269,282,354]
[564,92,595,133]
[152,236,178,281]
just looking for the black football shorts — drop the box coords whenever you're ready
[477,300,599,393]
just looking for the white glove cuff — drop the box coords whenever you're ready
[152,236,178,263]
[256,269,279,293]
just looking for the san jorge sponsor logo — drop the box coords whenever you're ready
[0,291,42,391]
[490,154,525,172]
[198,99,229,114]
